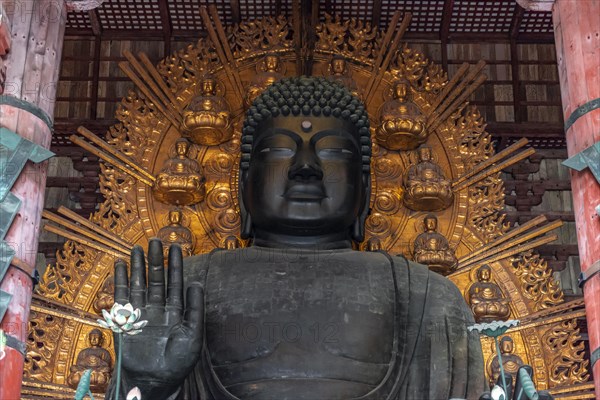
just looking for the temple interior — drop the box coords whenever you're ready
[0,0,598,399]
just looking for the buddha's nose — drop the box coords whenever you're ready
[288,151,323,181]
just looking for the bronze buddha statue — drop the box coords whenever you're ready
[376,80,427,151]
[68,329,112,392]
[403,146,454,211]
[153,138,206,206]
[467,264,511,323]
[157,208,195,257]
[108,77,484,399]
[413,213,458,275]
[182,75,233,146]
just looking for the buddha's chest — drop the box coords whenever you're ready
[204,249,396,366]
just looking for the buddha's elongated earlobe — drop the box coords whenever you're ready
[239,171,253,239]
[351,173,371,243]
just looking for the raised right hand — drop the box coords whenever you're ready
[113,239,204,397]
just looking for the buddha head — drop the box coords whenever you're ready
[393,81,409,102]
[500,336,514,355]
[239,76,371,246]
[331,56,348,75]
[423,214,438,232]
[168,209,183,225]
[200,76,217,96]
[88,329,103,347]
[175,138,190,157]
[417,146,432,162]
[264,54,280,72]
[477,264,492,283]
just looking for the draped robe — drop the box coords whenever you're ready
[110,246,484,399]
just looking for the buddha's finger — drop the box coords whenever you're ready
[183,283,204,331]
[166,244,184,314]
[129,245,147,308]
[147,238,166,307]
[114,259,129,304]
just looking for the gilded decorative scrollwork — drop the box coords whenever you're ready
[315,14,381,64]
[513,252,563,311]
[37,241,97,303]
[542,320,589,386]
[24,311,64,382]
[228,16,293,58]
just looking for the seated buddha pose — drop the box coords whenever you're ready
[489,336,524,388]
[108,77,485,399]
[244,54,284,108]
[182,75,233,146]
[413,214,458,275]
[468,264,511,322]
[68,329,112,392]
[157,208,195,257]
[403,146,453,211]
[153,138,206,206]
[376,80,427,151]
[327,56,359,97]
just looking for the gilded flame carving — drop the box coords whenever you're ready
[542,320,589,386]
[513,252,563,312]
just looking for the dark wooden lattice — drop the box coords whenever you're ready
[381,0,444,32]
[97,0,163,31]
[66,11,92,30]
[450,0,516,34]
[520,10,554,34]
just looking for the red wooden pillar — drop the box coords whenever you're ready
[0,1,67,398]
[551,0,600,394]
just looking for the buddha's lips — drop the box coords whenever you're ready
[283,183,327,200]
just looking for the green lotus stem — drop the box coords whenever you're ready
[494,336,509,398]
[517,368,539,400]
[115,332,123,400]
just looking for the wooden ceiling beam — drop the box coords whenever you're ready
[440,0,454,69]
[371,0,382,28]
[510,5,526,39]
[158,0,172,54]
[230,0,241,24]
[87,9,102,37]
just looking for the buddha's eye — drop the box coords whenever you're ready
[259,147,294,155]
[317,148,354,156]
[322,148,353,154]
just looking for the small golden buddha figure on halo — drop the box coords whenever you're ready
[92,275,114,314]
[403,146,454,211]
[468,264,511,323]
[327,56,360,97]
[413,214,457,275]
[157,208,195,257]
[153,138,206,206]
[67,329,112,392]
[244,54,285,108]
[489,336,524,388]
[181,75,233,146]
[376,80,427,151]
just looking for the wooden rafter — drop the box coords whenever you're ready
[440,0,454,70]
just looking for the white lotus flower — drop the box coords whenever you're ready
[127,386,142,400]
[97,303,148,335]
[491,384,506,400]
